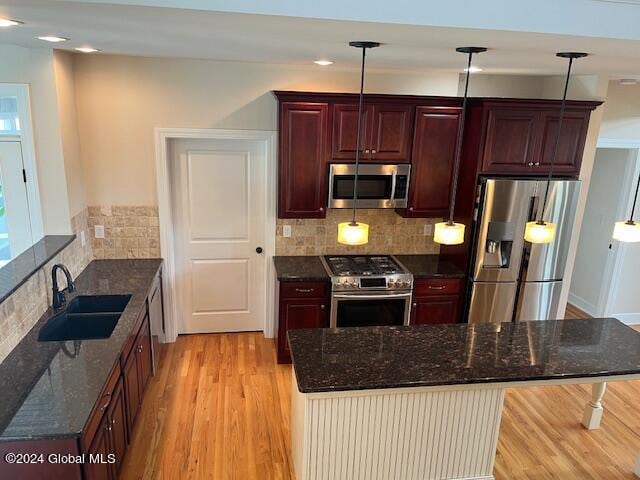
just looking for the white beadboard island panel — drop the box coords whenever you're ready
[292,379,504,480]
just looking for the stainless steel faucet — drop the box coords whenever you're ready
[52,264,75,309]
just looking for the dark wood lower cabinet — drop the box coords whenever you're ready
[84,415,114,480]
[411,278,463,325]
[411,295,461,325]
[277,281,330,363]
[123,345,140,437]
[107,380,127,475]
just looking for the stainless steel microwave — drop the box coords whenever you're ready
[328,164,410,209]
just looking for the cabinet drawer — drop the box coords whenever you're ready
[280,282,328,299]
[414,278,462,297]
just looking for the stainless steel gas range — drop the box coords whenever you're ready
[320,255,414,328]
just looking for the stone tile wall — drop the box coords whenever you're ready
[88,206,160,259]
[0,209,93,363]
[276,209,442,255]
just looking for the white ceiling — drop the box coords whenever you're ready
[2,0,640,76]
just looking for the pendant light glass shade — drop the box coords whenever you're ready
[524,221,556,244]
[338,222,369,245]
[434,46,486,246]
[434,221,466,245]
[613,221,640,243]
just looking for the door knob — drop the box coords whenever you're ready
[256,247,263,254]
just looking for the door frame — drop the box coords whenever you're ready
[0,84,44,241]
[154,128,277,342]
[578,138,640,318]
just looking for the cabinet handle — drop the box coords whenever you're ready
[295,288,314,293]
[320,305,325,310]
[528,162,534,166]
[409,207,414,212]
[100,393,112,412]
[112,419,116,426]
[364,149,370,154]
[319,207,324,212]
[106,423,112,432]
[428,285,446,290]
[371,149,377,154]
[534,162,540,166]
[137,344,143,353]
[412,303,417,307]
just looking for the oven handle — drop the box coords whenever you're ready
[333,292,412,300]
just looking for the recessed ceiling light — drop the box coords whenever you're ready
[619,78,638,86]
[0,18,23,27]
[37,35,69,43]
[75,47,100,53]
[314,59,334,66]
[464,66,483,73]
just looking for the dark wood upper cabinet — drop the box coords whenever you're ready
[479,101,598,176]
[369,104,414,161]
[537,109,590,174]
[481,107,539,173]
[332,103,413,162]
[398,106,462,217]
[278,101,329,218]
[332,103,371,159]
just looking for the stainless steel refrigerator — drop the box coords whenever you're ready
[466,177,581,324]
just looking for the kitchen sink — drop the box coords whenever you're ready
[38,294,131,342]
[65,295,131,314]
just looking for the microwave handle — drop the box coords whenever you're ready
[390,170,397,203]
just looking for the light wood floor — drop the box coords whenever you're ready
[121,326,640,479]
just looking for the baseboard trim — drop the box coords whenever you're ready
[568,293,597,316]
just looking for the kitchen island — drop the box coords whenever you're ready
[288,319,640,480]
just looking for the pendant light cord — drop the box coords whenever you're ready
[447,51,474,225]
[351,47,367,226]
[538,56,574,224]
[629,172,640,223]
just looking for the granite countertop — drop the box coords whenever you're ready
[0,236,75,305]
[273,256,329,281]
[394,254,465,279]
[0,259,162,441]
[288,318,640,393]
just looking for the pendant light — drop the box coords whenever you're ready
[337,41,380,246]
[434,46,487,246]
[524,52,587,244]
[612,172,640,242]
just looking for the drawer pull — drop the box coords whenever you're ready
[100,393,112,412]
[320,305,325,310]
[428,285,446,290]
[137,344,143,353]
[295,288,314,293]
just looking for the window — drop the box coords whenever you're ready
[0,96,20,135]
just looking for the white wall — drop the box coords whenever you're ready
[569,148,629,314]
[0,45,72,234]
[73,54,461,206]
[53,50,87,217]
[599,81,640,141]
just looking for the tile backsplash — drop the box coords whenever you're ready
[88,206,160,259]
[0,209,93,363]
[276,209,441,255]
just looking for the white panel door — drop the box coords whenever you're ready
[171,138,267,333]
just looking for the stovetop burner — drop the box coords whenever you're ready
[324,255,404,276]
